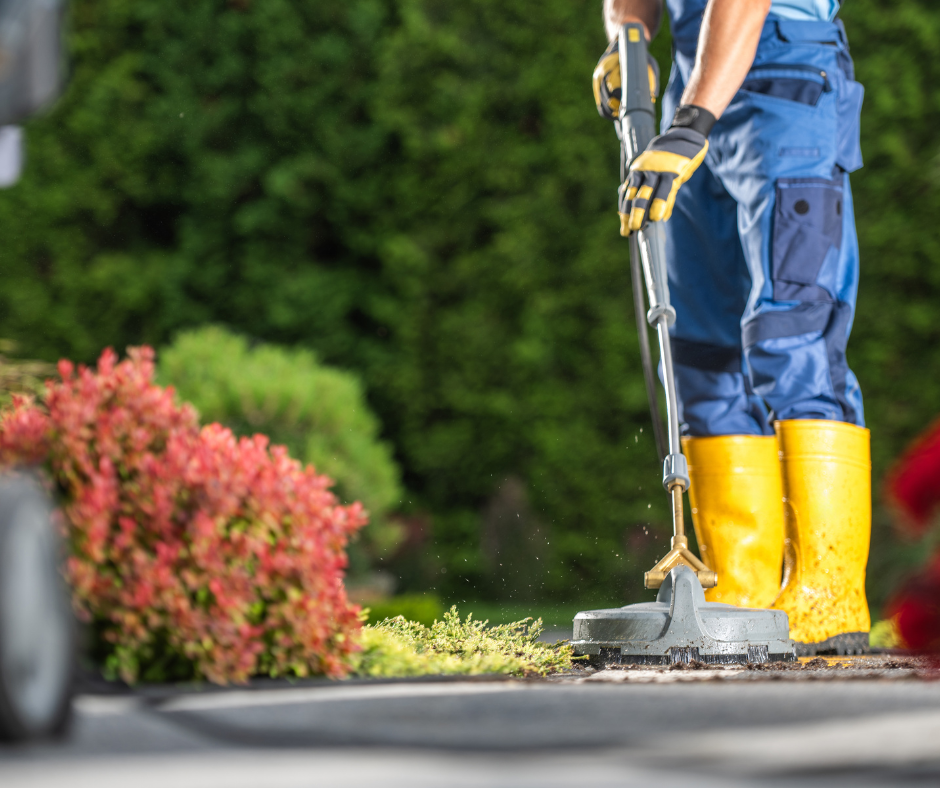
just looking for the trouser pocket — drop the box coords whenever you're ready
[836,77,864,173]
[742,64,830,106]
[772,176,843,302]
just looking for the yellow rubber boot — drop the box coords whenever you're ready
[772,419,871,653]
[683,435,784,608]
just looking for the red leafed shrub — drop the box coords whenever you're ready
[884,418,940,662]
[884,417,940,533]
[0,347,367,684]
[888,555,940,664]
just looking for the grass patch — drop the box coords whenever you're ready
[352,606,578,677]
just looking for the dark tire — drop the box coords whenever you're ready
[0,474,74,741]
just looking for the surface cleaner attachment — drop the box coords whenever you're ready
[572,565,795,665]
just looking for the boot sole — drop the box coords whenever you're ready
[794,631,869,656]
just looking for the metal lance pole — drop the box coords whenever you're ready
[616,23,715,590]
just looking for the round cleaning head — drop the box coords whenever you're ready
[571,565,795,666]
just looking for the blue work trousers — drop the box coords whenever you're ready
[661,18,865,436]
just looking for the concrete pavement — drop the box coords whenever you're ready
[2,662,939,786]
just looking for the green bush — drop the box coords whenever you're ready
[0,0,936,609]
[159,326,404,565]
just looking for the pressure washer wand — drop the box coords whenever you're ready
[617,23,716,591]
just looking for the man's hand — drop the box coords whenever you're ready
[592,41,659,121]
[619,119,709,235]
[592,40,622,121]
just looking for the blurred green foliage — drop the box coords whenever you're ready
[868,618,904,649]
[364,593,444,627]
[0,0,937,610]
[0,340,56,407]
[158,325,404,569]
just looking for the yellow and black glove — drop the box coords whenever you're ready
[619,104,715,235]
[592,40,660,121]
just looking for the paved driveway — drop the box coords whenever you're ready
[2,661,939,787]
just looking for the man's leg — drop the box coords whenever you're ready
[712,39,870,649]
[665,153,769,437]
[761,174,870,651]
[663,152,784,607]
[738,170,864,427]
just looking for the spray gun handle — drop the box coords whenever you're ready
[617,24,657,164]
[618,24,671,330]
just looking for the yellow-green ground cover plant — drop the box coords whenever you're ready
[355,607,575,677]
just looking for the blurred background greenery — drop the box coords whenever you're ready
[0,0,937,617]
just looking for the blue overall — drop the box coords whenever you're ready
[661,2,865,436]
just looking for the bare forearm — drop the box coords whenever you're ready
[603,0,663,42]
[680,0,771,118]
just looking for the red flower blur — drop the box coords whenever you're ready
[885,418,940,660]
[885,417,940,534]
[887,555,940,664]
[0,347,366,684]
